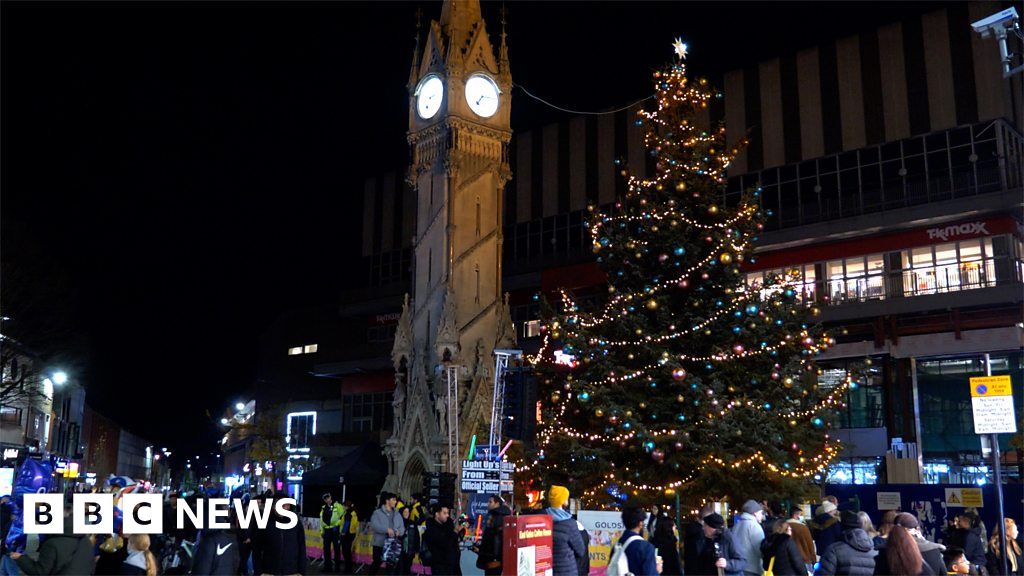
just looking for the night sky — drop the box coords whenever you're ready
[2,1,945,458]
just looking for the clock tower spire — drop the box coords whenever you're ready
[387,0,514,497]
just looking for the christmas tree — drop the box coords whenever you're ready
[528,42,850,505]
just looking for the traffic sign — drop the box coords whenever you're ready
[969,375,1017,434]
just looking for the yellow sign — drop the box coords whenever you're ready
[945,487,984,508]
[970,375,1013,397]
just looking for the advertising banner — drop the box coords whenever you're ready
[577,511,627,576]
[503,514,553,576]
[303,517,323,559]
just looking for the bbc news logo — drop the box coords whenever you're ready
[23,494,299,534]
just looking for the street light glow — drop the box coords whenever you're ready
[52,371,68,385]
[235,402,246,411]
[220,418,229,425]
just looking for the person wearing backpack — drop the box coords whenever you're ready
[610,507,660,576]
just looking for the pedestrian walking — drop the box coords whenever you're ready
[810,501,843,557]
[733,500,765,576]
[545,486,587,576]
[320,493,345,573]
[369,492,405,576]
[474,495,511,576]
[422,505,461,576]
[785,506,816,573]
[760,519,806,576]
[651,515,683,576]
[340,501,360,575]
[875,515,933,576]
[617,507,660,576]
[814,510,876,576]
[691,512,746,576]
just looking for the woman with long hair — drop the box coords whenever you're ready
[651,515,683,576]
[760,519,805,576]
[875,510,897,549]
[121,534,158,576]
[883,524,932,576]
[987,518,1024,576]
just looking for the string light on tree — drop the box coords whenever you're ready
[526,41,860,504]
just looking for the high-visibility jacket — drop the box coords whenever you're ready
[321,502,345,531]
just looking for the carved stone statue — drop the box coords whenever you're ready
[392,374,406,436]
[435,392,448,437]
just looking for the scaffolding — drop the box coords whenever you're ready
[444,364,460,473]
[489,349,522,453]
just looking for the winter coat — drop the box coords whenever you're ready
[478,505,512,570]
[787,520,817,565]
[341,508,360,536]
[577,522,592,576]
[549,514,587,576]
[947,527,988,570]
[915,537,946,576]
[815,529,877,576]
[423,518,461,574]
[619,529,659,576]
[252,516,307,576]
[192,529,241,576]
[14,517,95,576]
[370,505,405,547]
[761,533,806,576]
[651,520,683,576]
[403,517,421,559]
[691,529,747,576]
[682,520,705,573]
[810,514,843,559]
[732,512,765,576]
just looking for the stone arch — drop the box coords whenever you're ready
[400,449,429,499]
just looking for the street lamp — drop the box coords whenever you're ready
[220,418,230,426]
[52,371,68,385]
[235,402,246,411]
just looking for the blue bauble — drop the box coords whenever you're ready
[673,247,686,256]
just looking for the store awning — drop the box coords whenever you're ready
[300,443,387,487]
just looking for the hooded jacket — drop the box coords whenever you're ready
[810,513,843,557]
[732,512,765,576]
[191,529,241,576]
[761,532,806,576]
[14,517,95,576]
[548,509,586,576]
[815,528,877,576]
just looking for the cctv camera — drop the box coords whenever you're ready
[972,7,1019,39]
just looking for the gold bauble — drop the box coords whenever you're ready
[708,205,719,215]
[646,299,658,310]
[639,403,647,409]
[595,409,604,418]
[625,411,633,418]
[677,395,685,403]
[719,252,733,264]
[551,393,561,403]
[675,182,686,192]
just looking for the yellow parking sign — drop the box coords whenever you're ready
[970,375,1013,397]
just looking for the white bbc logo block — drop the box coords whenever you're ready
[73,493,114,534]
[122,494,163,534]
[23,494,64,534]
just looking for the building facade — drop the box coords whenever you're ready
[351,1,1023,486]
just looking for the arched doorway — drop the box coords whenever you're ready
[400,453,427,499]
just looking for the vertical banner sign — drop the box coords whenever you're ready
[503,514,553,576]
[969,375,1017,434]
[577,511,627,576]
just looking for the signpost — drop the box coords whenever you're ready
[970,357,1017,576]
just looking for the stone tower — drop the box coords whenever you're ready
[386,0,516,497]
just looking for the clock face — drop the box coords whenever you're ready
[415,75,444,120]
[465,74,500,118]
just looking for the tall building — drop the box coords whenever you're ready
[353,1,1023,486]
[384,0,517,495]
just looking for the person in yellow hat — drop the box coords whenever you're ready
[546,486,587,576]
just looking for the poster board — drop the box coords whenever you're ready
[577,511,627,576]
[503,514,553,576]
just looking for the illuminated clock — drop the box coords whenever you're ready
[415,75,444,120]
[465,73,500,118]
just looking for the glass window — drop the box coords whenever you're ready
[288,347,303,356]
[304,344,318,354]
[286,413,316,452]
[912,246,934,267]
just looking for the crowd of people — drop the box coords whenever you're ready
[2,486,1022,576]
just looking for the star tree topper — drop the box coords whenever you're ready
[672,38,688,60]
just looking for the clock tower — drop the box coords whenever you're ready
[386,0,515,497]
